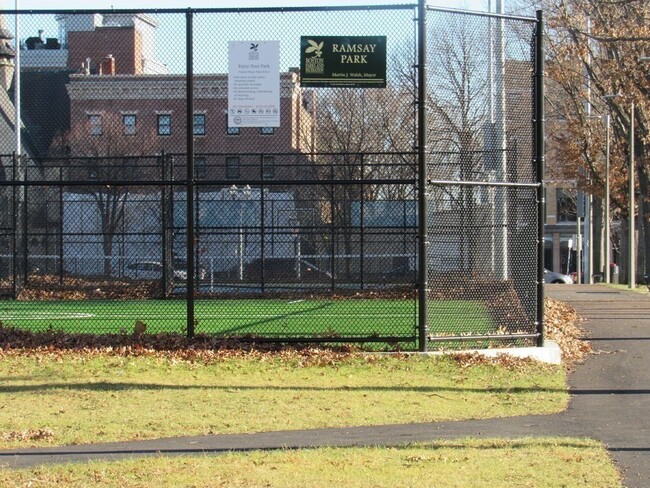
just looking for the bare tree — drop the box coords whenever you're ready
[425,13,493,273]
[51,114,160,276]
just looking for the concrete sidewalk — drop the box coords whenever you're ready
[1,284,648,487]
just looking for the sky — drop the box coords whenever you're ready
[11,0,491,11]
[7,0,520,75]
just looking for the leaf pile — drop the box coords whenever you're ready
[447,352,543,370]
[0,325,365,365]
[544,297,591,365]
[15,275,161,301]
[0,429,54,443]
[0,296,589,367]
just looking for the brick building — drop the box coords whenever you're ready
[15,12,320,279]
[65,71,317,184]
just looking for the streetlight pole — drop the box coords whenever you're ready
[604,113,611,283]
[229,184,252,282]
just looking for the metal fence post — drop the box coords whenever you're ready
[12,152,18,299]
[534,9,545,346]
[417,0,429,351]
[186,9,195,338]
[360,153,365,290]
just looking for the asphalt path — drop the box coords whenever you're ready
[1,284,648,487]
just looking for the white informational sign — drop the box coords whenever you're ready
[228,41,280,128]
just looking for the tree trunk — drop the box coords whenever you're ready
[639,166,649,282]
[593,197,603,279]
[619,217,629,284]
[102,235,113,277]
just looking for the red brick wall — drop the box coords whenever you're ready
[67,75,316,184]
[68,27,140,75]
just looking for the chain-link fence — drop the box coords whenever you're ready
[423,7,543,349]
[0,5,543,350]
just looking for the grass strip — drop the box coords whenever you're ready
[0,438,622,487]
[0,352,566,449]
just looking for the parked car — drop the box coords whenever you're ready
[125,261,206,281]
[544,268,574,284]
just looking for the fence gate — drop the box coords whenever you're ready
[422,7,544,350]
[0,3,543,351]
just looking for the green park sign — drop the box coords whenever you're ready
[300,36,387,88]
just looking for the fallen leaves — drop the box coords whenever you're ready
[14,275,162,301]
[0,429,54,443]
[544,297,591,366]
[0,286,590,368]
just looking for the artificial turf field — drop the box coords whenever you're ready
[0,298,495,340]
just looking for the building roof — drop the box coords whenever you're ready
[0,87,34,181]
[14,70,73,157]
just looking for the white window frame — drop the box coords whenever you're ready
[193,113,206,136]
[157,114,172,136]
[123,113,137,135]
[226,156,240,179]
[89,114,103,136]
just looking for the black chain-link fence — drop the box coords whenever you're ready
[423,7,543,349]
[0,5,543,350]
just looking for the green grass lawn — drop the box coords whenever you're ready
[0,353,621,486]
[0,298,495,340]
[0,440,623,487]
[0,352,567,450]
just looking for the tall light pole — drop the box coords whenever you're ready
[604,113,611,283]
[14,0,20,160]
[229,184,252,281]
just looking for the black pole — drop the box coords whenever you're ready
[186,10,195,338]
[59,162,64,284]
[330,161,335,290]
[161,150,168,298]
[534,10,545,347]
[22,157,28,286]
[360,154,365,290]
[260,157,266,293]
[417,0,428,352]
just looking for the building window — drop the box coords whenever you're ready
[260,127,275,135]
[89,114,102,136]
[157,114,171,136]
[226,115,240,135]
[226,156,240,179]
[194,113,206,136]
[123,114,137,135]
[195,156,206,179]
[557,189,577,222]
[262,155,274,180]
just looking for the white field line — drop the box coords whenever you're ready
[0,312,95,320]
[0,312,413,321]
